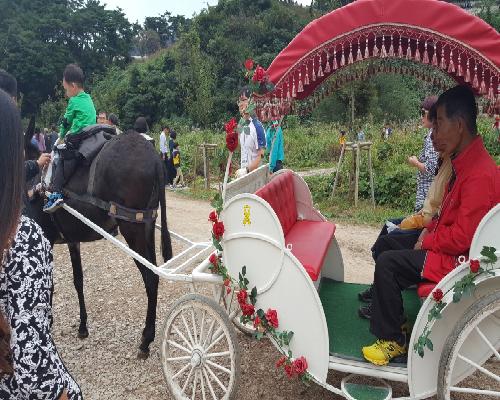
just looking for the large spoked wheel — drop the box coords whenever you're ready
[437,290,500,399]
[219,287,255,337]
[160,294,241,400]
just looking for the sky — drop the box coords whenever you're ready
[101,0,311,24]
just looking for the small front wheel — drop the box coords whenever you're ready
[160,294,241,400]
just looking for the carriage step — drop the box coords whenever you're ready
[341,375,392,400]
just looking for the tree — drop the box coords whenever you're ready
[0,0,134,115]
[134,30,162,56]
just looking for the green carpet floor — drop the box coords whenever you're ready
[318,279,421,361]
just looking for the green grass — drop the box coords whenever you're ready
[169,116,499,226]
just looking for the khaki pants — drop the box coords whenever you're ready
[173,166,184,186]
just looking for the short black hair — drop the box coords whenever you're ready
[0,69,17,98]
[50,124,56,131]
[98,111,108,118]
[63,64,85,87]
[108,113,119,125]
[428,103,437,123]
[134,116,149,133]
[436,85,477,135]
[239,86,251,99]
[170,130,177,140]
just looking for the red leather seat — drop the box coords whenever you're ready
[255,171,297,236]
[255,171,336,282]
[285,221,336,281]
[417,282,436,298]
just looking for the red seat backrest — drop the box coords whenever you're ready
[255,171,297,235]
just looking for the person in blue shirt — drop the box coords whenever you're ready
[265,120,285,173]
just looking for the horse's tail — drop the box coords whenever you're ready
[158,159,173,262]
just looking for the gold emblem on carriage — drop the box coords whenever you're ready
[242,205,251,226]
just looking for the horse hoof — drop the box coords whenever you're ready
[78,330,89,339]
[137,349,150,360]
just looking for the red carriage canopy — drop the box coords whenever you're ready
[255,0,500,120]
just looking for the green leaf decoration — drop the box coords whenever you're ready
[212,236,222,251]
[481,246,497,263]
[453,290,462,303]
[250,287,257,305]
[418,346,424,358]
[426,337,434,351]
[256,308,265,319]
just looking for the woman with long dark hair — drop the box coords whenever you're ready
[0,89,82,399]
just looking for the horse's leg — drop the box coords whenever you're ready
[67,242,89,339]
[119,221,159,359]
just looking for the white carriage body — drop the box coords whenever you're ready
[220,167,500,399]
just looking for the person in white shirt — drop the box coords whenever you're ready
[159,126,169,161]
[236,87,266,177]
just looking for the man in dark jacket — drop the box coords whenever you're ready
[0,69,50,179]
[362,85,500,366]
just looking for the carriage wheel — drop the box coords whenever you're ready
[437,290,500,399]
[220,287,256,337]
[161,294,240,400]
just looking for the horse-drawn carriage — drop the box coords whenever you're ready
[42,0,499,398]
[155,165,500,400]
[59,159,499,399]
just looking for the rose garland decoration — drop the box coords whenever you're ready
[208,205,312,383]
[414,246,498,357]
[208,179,311,384]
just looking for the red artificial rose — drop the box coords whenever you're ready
[265,309,279,328]
[253,316,261,328]
[432,288,444,302]
[223,278,231,287]
[275,355,287,369]
[212,221,225,240]
[237,289,247,305]
[284,363,295,378]
[252,65,266,83]
[241,303,255,316]
[209,253,218,266]
[470,259,480,273]
[208,210,218,223]
[224,118,237,135]
[244,58,254,71]
[226,131,238,153]
[293,357,308,375]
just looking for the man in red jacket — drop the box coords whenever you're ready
[362,85,500,366]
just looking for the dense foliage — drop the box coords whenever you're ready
[2,0,498,130]
[0,0,135,115]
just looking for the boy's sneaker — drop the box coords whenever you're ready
[362,339,407,366]
[43,192,64,213]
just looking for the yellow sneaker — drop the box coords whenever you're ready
[362,340,407,366]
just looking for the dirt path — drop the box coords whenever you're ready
[296,167,337,178]
[50,192,492,399]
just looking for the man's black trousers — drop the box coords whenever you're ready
[370,249,427,344]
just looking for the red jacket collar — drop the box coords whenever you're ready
[451,136,485,176]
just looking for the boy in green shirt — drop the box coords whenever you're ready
[44,64,96,213]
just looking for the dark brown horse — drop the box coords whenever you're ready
[25,129,172,359]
